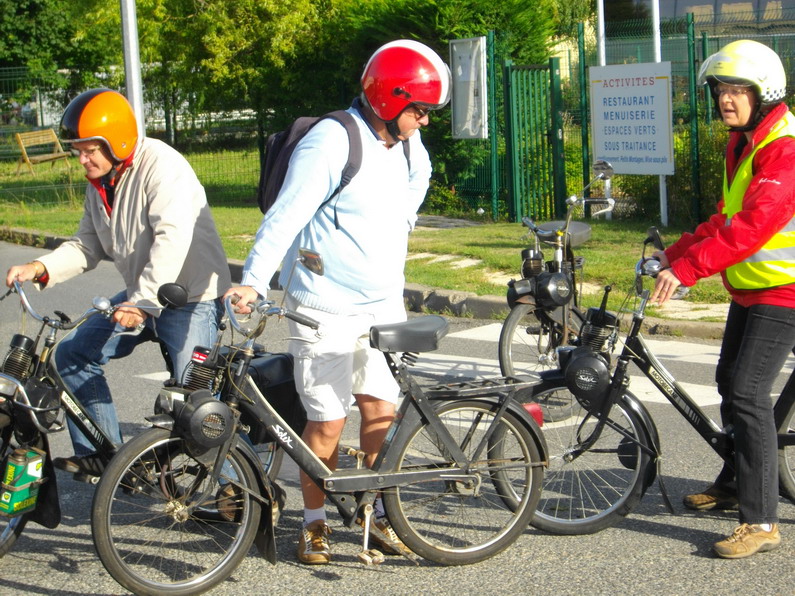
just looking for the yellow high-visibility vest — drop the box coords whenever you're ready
[723,111,795,289]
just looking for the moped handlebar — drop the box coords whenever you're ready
[223,295,320,338]
[9,280,116,331]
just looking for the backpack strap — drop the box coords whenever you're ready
[320,109,411,228]
[319,110,362,228]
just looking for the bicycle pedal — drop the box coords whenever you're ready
[73,472,100,485]
[357,548,385,565]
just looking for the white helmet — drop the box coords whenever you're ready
[698,39,786,106]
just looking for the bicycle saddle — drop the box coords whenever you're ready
[369,315,449,353]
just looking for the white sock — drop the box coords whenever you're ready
[758,523,773,531]
[303,507,326,526]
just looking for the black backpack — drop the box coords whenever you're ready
[255,109,411,221]
[255,110,362,215]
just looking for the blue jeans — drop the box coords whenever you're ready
[712,301,795,525]
[54,290,222,456]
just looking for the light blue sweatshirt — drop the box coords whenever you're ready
[241,103,432,315]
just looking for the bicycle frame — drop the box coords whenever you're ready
[153,314,547,528]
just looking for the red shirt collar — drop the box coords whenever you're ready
[88,150,135,216]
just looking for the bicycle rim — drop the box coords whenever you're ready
[382,400,542,565]
[91,428,261,596]
[529,385,650,535]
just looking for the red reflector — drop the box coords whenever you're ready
[523,402,543,427]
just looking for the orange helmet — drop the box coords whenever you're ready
[361,40,451,122]
[60,88,139,161]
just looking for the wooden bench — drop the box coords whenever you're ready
[15,129,72,175]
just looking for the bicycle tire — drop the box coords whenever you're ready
[0,437,27,557]
[523,383,652,535]
[499,303,584,377]
[91,428,262,596]
[776,397,795,502]
[382,400,542,565]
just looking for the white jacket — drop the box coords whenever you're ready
[37,137,231,311]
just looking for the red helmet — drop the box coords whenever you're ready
[361,40,451,122]
[60,88,139,161]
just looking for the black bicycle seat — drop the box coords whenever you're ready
[370,315,449,353]
[536,220,592,248]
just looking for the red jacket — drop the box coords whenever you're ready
[665,102,795,308]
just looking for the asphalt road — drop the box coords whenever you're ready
[1,241,795,596]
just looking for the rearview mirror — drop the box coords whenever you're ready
[157,283,188,309]
[592,160,614,181]
[645,227,666,251]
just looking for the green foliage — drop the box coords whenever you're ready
[551,0,595,40]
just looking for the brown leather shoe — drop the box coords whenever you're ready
[683,485,738,511]
[714,523,781,559]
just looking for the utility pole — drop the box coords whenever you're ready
[120,0,145,139]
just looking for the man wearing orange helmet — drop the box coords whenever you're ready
[651,40,795,558]
[225,39,451,564]
[5,88,231,477]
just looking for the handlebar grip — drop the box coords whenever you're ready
[285,310,320,330]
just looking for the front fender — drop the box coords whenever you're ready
[234,439,280,564]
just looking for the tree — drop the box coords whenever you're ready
[552,0,595,40]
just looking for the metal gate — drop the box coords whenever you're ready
[503,57,566,222]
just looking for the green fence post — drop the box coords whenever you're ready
[578,22,591,215]
[549,57,567,218]
[503,59,519,222]
[701,31,711,125]
[687,13,701,223]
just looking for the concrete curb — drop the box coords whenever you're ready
[2,227,725,340]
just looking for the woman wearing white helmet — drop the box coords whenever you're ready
[651,39,795,558]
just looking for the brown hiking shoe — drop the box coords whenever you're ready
[683,485,738,511]
[714,523,781,559]
[297,520,332,565]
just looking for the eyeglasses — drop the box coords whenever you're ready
[407,104,431,119]
[715,85,752,97]
[71,146,103,159]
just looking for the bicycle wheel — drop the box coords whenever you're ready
[526,383,652,535]
[499,303,584,377]
[91,428,262,596]
[382,400,542,565]
[254,441,283,481]
[776,397,795,501]
[0,436,27,557]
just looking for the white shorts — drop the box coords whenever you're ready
[285,295,405,422]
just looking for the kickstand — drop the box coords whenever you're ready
[357,504,385,565]
[656,459,675,514]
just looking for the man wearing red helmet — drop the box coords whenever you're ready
[5,88,231,477]
[225,39,451,564]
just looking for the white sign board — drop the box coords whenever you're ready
[590,62,674,175]
[450,37,488,139]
